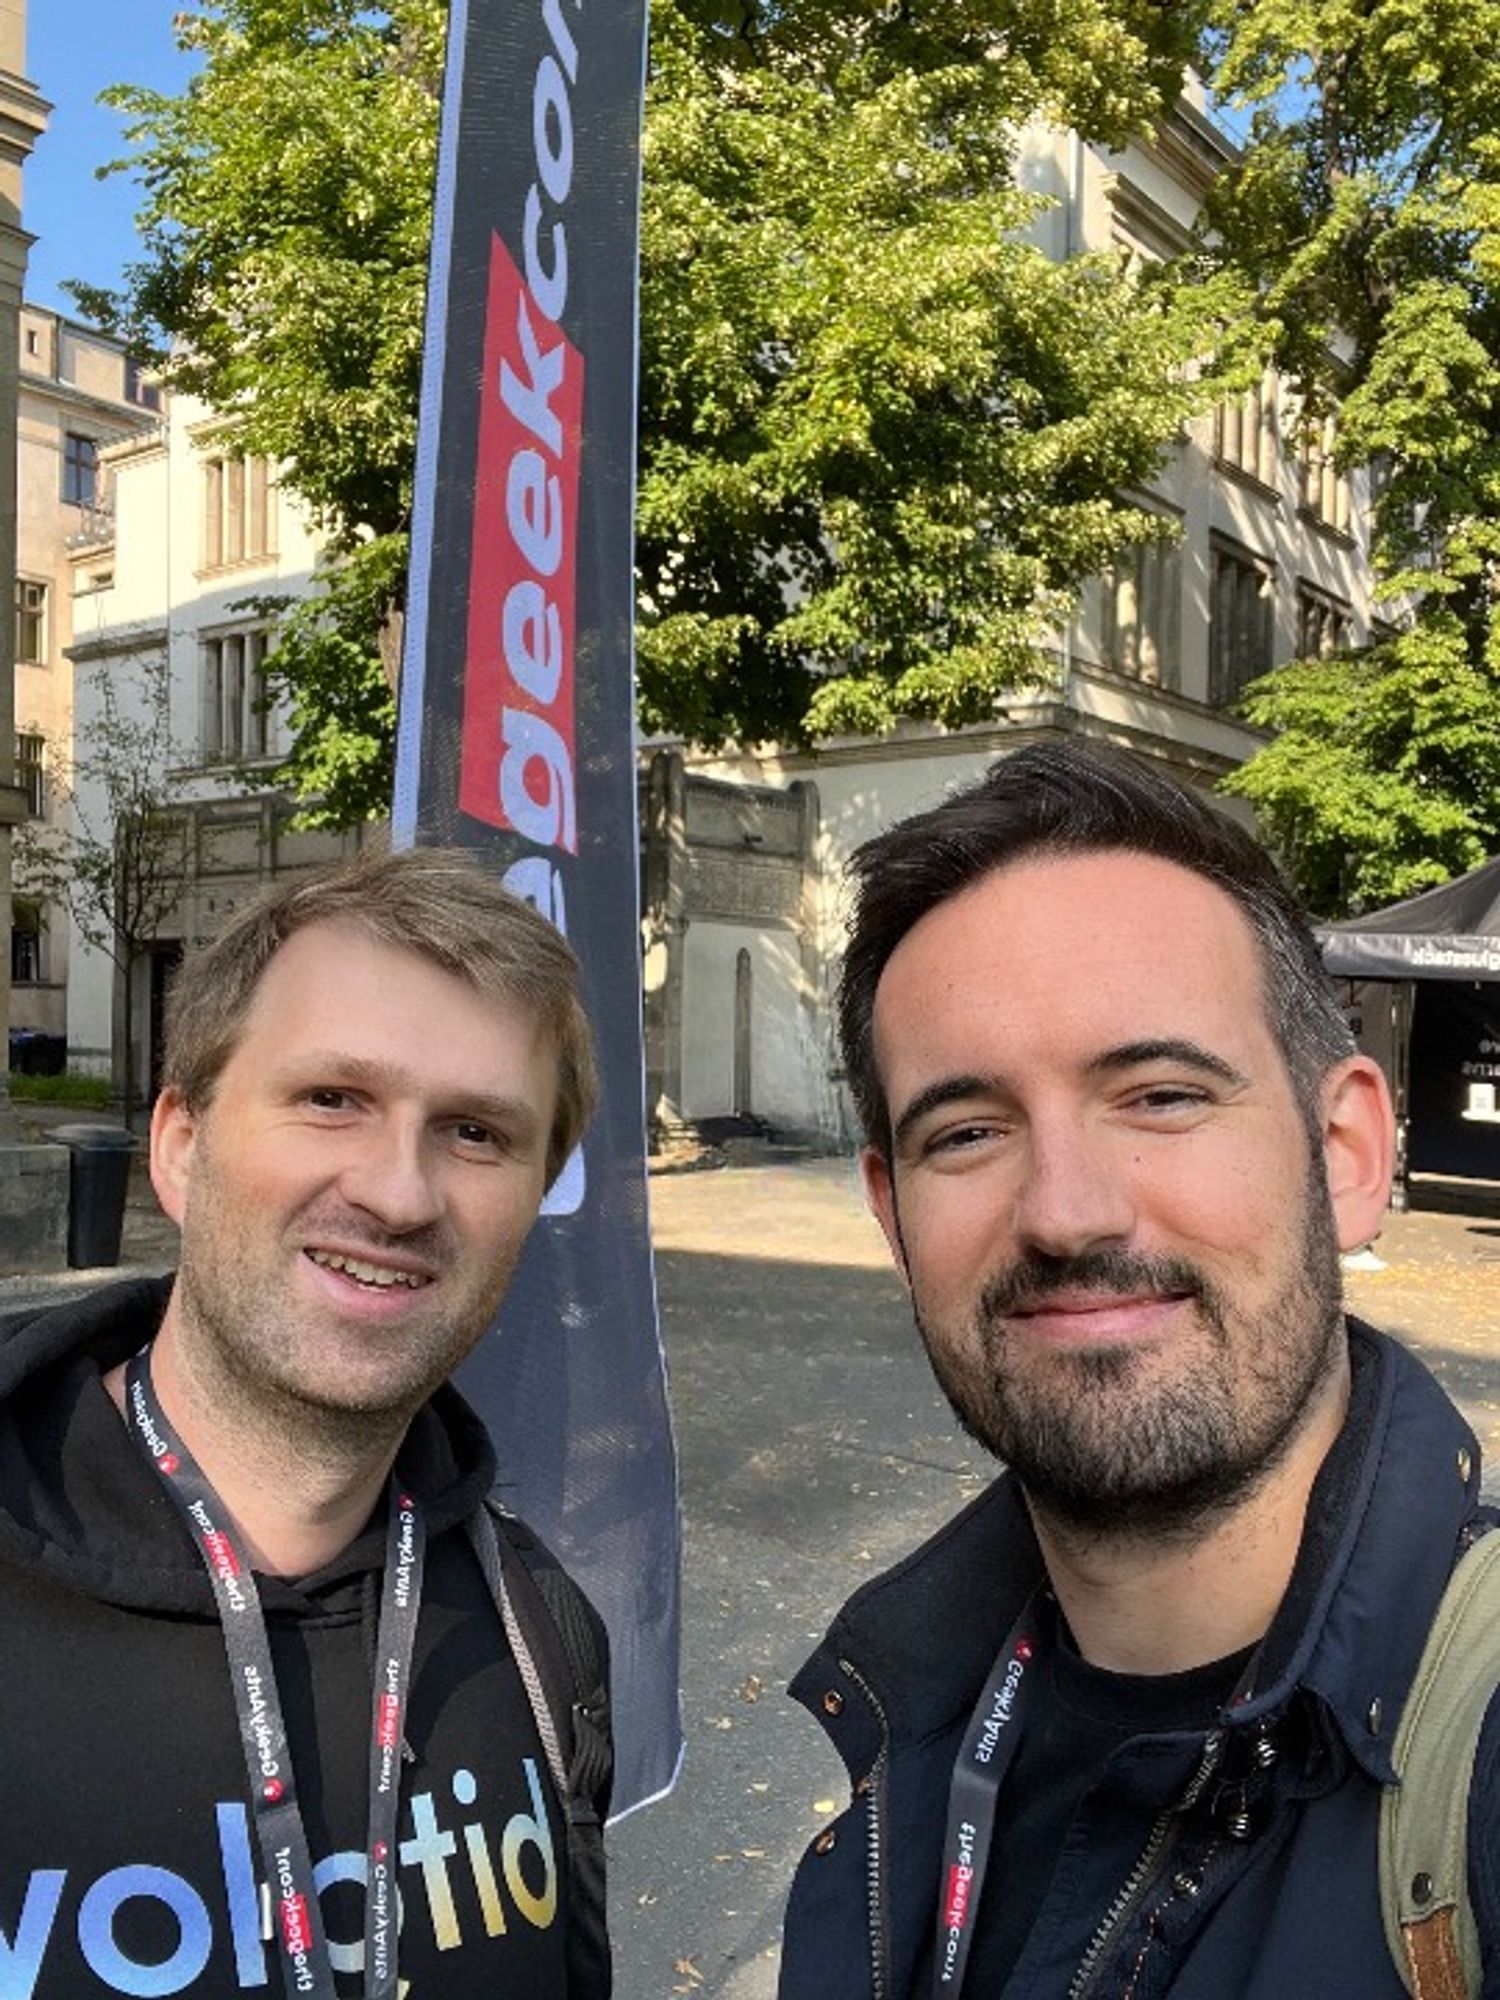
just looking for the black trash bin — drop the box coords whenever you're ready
[51,1124,138,1269]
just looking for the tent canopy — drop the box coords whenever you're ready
[1316,855,1500,981]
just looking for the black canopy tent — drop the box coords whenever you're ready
[1316,858,1500,1202]
[1317,856,1500,983]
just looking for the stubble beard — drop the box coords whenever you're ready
[172,1143,495,1459]
[913,1162,1346,1542]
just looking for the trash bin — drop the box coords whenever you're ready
[50,1124,138,1269]
[7,1027,39,1075]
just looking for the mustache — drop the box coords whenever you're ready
[978,1247,1211,1320]
[299,1203,452,1264]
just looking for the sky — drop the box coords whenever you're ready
[24,2,197,318]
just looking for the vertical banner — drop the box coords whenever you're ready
[393,0,680,1815]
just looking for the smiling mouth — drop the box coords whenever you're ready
[305,1249,431,1291]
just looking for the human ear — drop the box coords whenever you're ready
[149,1087,199,1228]
[860,1145,911,1289]
[1319,1055,1395,1250]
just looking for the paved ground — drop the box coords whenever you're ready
[3,1133,1499,1997]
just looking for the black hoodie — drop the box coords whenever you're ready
[0,1277,570,2000]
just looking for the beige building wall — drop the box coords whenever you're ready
[11,305,159,1036]
[66,388,355,1098]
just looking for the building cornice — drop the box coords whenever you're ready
[66,622,171,665]
[19,373,160,429]
[0,68,49,170]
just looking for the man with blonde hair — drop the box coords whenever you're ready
[0,847,612,1999]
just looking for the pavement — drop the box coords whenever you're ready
[2,1134,1499,1996]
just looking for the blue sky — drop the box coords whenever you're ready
[25,2,196,317]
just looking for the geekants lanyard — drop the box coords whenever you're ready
[932,1596,1262,1998]
[124,1349,426,2000]
[932,1592,1045,1998]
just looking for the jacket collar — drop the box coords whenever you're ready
[795,1322,1479,1785]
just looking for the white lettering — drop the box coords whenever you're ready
[500,298,566,457]
[503,578,563,704]
[499,708,577,850]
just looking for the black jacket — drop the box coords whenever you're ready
[0,1277,610,1999]
[779,1322,1500,2000]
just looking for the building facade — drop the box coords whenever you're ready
[10,305,161,1039]
[64,389,362,1100]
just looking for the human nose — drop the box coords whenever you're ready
[1010,1112,1136,1260]
[337,1116,444,1234]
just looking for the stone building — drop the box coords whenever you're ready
[0,0,66,1269]
[10,305,160,1041]
[64,388,363,1103]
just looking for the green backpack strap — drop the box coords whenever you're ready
[1381,1525,1500,2000]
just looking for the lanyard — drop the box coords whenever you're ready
[931,1592,1046,1999]
[124,1350,427,2000]
[931,1594,1262,1998]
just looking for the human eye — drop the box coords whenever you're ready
[1122,1081,1214,1121]
[915,1115,1009,1164]
[445,1116,510,1157]
[302,1085,358,1113]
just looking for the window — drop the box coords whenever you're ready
[62,432,99,506]
[124,357,162,411]
[201,631,273,763]
[10,899,42,986]
[15,580,46,665]
[1216,372,1278,489]
[1105,526,1182,686]
[24,328,39,358]
[1209,539,1276,706]
[1298,409,1352,535]
[202,452,275,570]
[1297,583,1353,660]
[15,734,44,819]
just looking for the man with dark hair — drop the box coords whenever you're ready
[0,848,612,1999]
[780,741,1498,1999]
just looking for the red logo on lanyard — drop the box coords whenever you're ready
[945,1861,975,1933]
[159,1453,179,1475]
[1015,1638,1033,1663]
[263,1777,284,1803]
[377,1691,402,1749]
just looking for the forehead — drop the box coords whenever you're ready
[872,850,1272,1074]
[231,919,551,1074]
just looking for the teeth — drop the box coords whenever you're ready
[308,1250,425,1289]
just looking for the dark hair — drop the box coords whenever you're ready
[838,740,1353,1158]
[164,846,598,1187]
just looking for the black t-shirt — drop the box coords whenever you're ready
[926,1602,1252,1996]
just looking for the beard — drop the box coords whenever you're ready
[913,1160,1346,1541]
[172,1141,502,1454]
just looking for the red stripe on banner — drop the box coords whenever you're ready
[461,231,584,848]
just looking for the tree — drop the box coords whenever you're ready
[15,655,205,1127]
[1206,0,1500,911]
[89,0,1246,813]
[76,0,443,825]
[635,0,1249,745]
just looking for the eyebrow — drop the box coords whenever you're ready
[281,1052,545,1131]
[890,1041,1248,1152]
[891,1075,997,1152]
[1086,1039,1248,1089]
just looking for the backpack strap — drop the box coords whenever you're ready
[1381,1525,1500,2000]
[467,1500,614,1996]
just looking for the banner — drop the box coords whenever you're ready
[393,0,679,1816]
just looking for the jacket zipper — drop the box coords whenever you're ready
[1066,1729,1226,2000]
[838,1656,893,2000]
